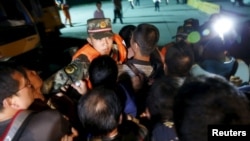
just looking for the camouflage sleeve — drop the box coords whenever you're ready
[42,55,90,94]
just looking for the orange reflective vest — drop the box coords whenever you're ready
[160,42,175,58]
[72,34,127,64]
[72,34,127,89]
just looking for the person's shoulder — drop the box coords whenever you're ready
[20,109,70,141]
[119,119,148,139]
[31,109,65,122]
[118,63,135,77]
[36,109,61,116]
[153,122,175,133]
[152,122,179,141]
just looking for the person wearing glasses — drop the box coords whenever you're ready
[0,62,72,141]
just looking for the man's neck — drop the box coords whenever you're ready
[0,109,17,122]
[133,54,150,62]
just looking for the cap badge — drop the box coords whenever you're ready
[100,21,107,28]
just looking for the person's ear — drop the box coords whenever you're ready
[4,97,20,109]
[131,42,139,53]
[3,98,11,108]
[87,37,93,45]
[135,42,139,50]
[3,97,13,108]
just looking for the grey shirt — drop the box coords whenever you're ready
[0,109,70,141]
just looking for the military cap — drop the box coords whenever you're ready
[87,18,113,39]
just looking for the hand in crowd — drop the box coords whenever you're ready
[60,127,78,141]
[70,80,88,95]
[230,75,242,87]
[59,80,88,95]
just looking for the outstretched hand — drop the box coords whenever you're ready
[70,80,88,95]
[60,127,78,141]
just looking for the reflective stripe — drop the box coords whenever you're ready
[88,28,112,33]
[3,110,33,141]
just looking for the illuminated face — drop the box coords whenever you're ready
[10,71,35,109]
[25,68,45,101]
[87,36,113,55]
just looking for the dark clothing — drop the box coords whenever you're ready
[135,0,140,6]
[113,9,123,24]
[113,0,123,24]
[87,120,149,141]
[155,0,160,11]
[155,1,160,11]
[119,83,137,117]
[151,122,178,141]
[0,109,70,141]
[200,57,236,79]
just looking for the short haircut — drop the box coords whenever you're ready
[96,1,102,5]
[165,41,194,77]
[88,55,118,88]
[132,23,159,56]
[146,76,179,123]
[119,25,136,48]
[0,62,27,111]
[78,87,122,136]
[202,36,225,60]
[173,75,250,141]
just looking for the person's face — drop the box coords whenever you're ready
[87,36,113,55]
[10,71,35,109]
[25,68,45,101]
[97,3,101,9]
[25,68,43,90]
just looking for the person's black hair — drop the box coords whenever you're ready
[165,41,194,77]
[132,23,159,56]
[78,87,122,136]
[173,75,250,141]
[0,61,27,110]
[146,76,179,123]
[119,25,136,48]
[149,49,165,80]
[89,55,118,89]
[89,55,127,113]
[96,1,102,5]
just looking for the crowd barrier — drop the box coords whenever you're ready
[187,0,220,15]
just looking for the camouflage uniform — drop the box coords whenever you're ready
[42,18,127,94]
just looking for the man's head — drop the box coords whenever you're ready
[165,41,194,77]
[146,77,179,122]
[89,55,118,88]
[173,18,200,43]
[87,18,114,55]
[96,1,102,9]
[0,62,34,111]
[173,75,250,141]
[202,36,226,61]
[78,87,122,137]
[119,25,136,48]
[131,23,159,56]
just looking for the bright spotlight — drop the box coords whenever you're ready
[212,17,233,38]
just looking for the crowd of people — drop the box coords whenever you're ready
[1,12,250,141]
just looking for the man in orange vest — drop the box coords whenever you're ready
[43,18,127,94]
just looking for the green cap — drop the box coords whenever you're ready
[87,18,113,39]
